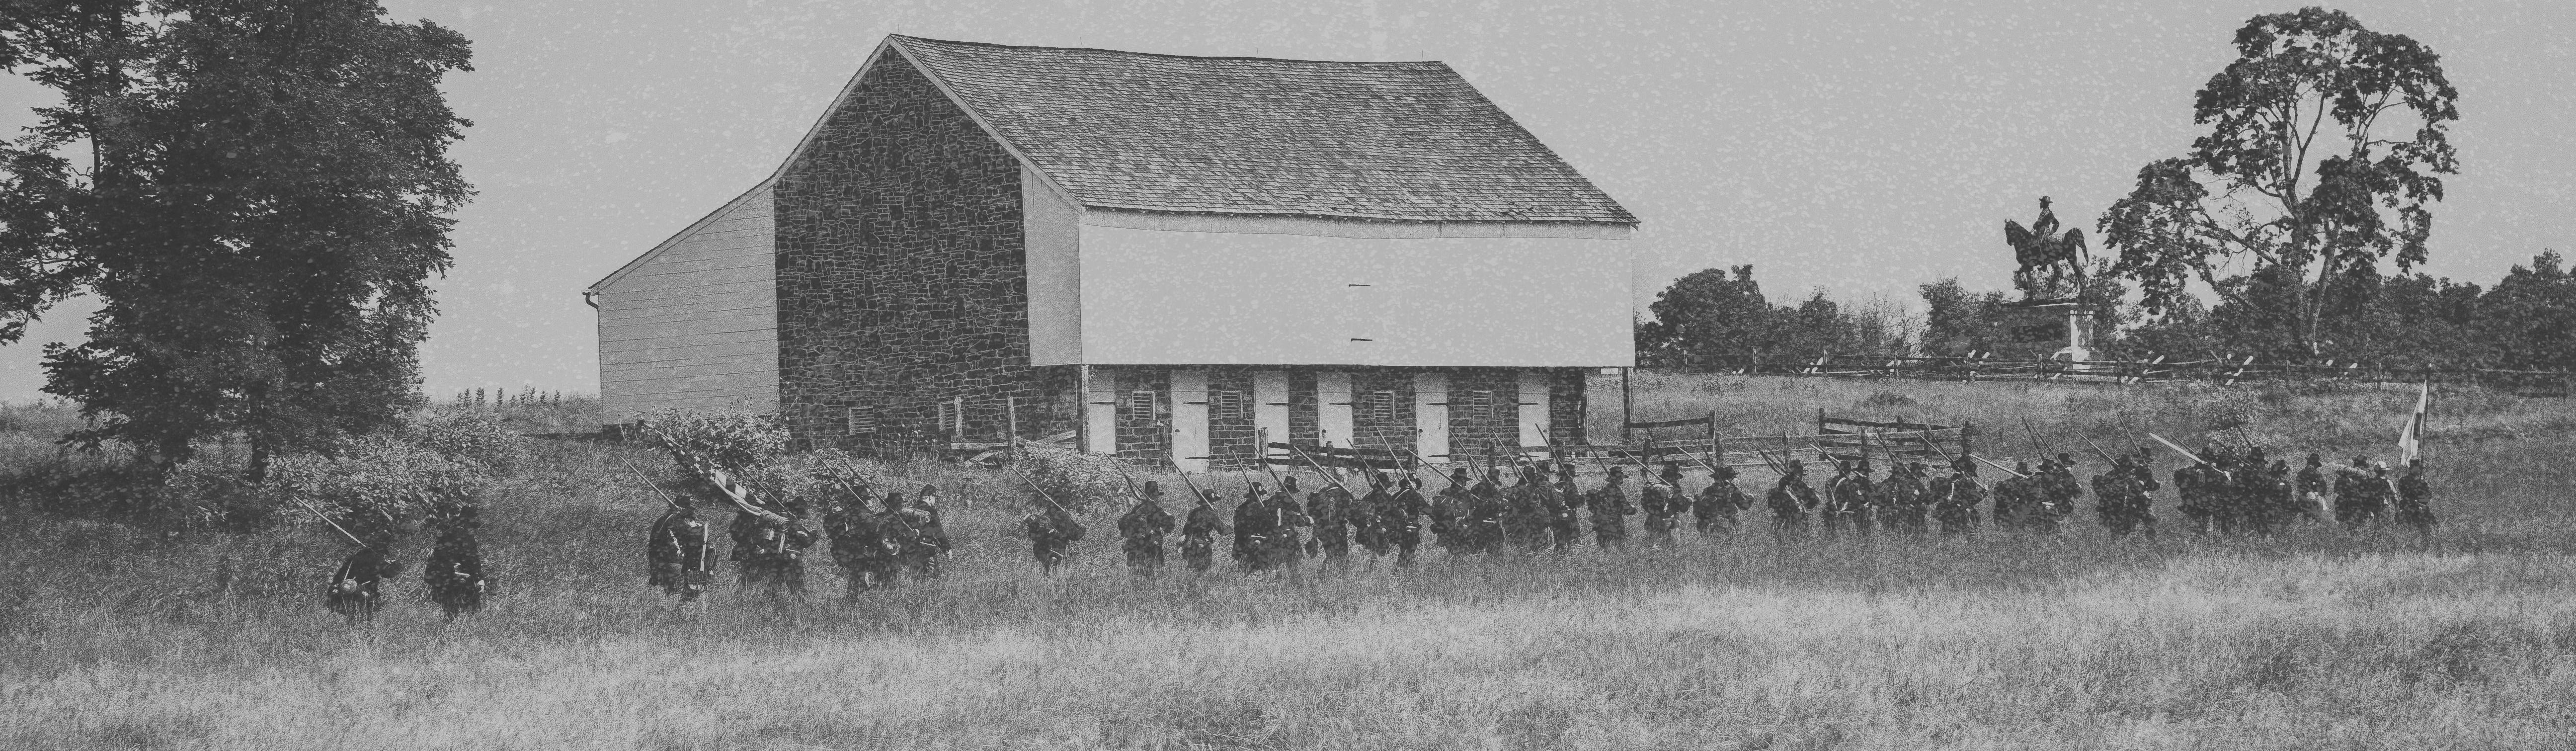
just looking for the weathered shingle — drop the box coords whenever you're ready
[889,36,1636,226]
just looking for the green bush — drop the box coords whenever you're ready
[414,410,529,476]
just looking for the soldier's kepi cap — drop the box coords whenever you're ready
[1142,480,1161,496]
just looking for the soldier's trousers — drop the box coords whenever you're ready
[1550,521,1581,551]
[1594,526,1627,549]
[1642,515,1679,547]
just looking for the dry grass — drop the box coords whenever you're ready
[3,377,2574,750]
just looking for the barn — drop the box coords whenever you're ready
[586,35,1639,470]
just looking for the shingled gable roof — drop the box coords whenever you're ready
[594,35,1635,293]
[888,35,1636,226]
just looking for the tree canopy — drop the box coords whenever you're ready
[2100,7,2459,355]
[0,1,474,477]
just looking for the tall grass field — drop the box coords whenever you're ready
[3,376,2573,750]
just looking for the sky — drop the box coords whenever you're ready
[1,0,2570,402]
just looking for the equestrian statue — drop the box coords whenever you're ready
[2004,196,2090,300]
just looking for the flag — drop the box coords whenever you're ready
[2396,382,2429,464]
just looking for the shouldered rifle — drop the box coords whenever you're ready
[1288,442,1357,498]
[2146,433,2207,466]
[1008,465,1070,514]
[2019,416,2048,457]
[288,496,372,549]
[1175,470,1213,509]
[1907,417,1990,493]
[1968,454,2031,480]
[623,460,683,510]
[2078,433,2120,466]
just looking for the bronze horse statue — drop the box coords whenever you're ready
[2005,196,2089,298]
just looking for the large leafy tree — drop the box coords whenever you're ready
[2100,7,2458,356]
[1636,264,1773,365]
[0,1,473,478]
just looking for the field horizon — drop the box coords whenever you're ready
[3,375,2571,750]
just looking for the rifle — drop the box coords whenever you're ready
[634,419,790,523]
[1007,465,1070,514]
[2019,416,2048,457]
[1288,442,1358,498]
[623,460,684,510]
[1909,417,1989,493]
[2078,433,2120,466]
[1175,470,1214,509]
[2146,433,2208,466]
[1968,454,2031,480]
[288,496,372,549]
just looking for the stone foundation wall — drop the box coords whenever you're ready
[1348,369,1417,454]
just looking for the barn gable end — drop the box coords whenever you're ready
[591,186,778,423]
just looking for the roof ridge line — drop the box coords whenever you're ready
[887,34,1449,67]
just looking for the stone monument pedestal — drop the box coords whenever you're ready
[1995,299,2096,369]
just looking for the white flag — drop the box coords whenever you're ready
[2396,383,2428,464]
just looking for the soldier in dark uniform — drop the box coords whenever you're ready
[1023,499,1086,576]
[1387,475,1430,565]
[1821,459,1874,538]
[1181,487,1232,572]
[1350,473,1390,558]
[1769,459,1817,533]
[2295,453,2331,523]
[1638,461,1686,547]
[1119,481,1177,575]
[2043,453,2083,532]
[1693,465,1749,536]
[1427,470,1472,553]
[1269,476,1312,568]
[648,504,716,602]
[1547,464,1583,551]
[325,536,400,623]
[1989,460,2033,532]
[2022,457,2064,534]
[1882,462,1930,535]
[1232,484,1273,572]
[1465,469,1512,554]
[822,491,888,597]
[2333,456,2389,527]
[2174,458,2213,534]
[2091,455,2157,538]
[1586,466,1636,549]
[882,492,940,582]
[1304,475,1352,562]
[739,514,817,606]
[423,503,487,621]
[1941,459,1987,534]
[2394,459,2435,537]
[913,484,954,556]
[1504,466,1554,552]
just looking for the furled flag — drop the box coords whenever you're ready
[2396,382,2429,464]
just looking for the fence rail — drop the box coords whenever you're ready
[1653,352,2575,395]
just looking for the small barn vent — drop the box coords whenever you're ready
[846,405,876,435]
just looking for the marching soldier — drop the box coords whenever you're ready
[1693,465,1750,535]
[1929,460,1976,535]
[1304,475,1353,562]
[739,514,817,607]
[2092,455,2158,538]
[2333,456,2390,527]
[1821,459,1874,538]
[1022,496,1086,575]
[325,536,400,623]
[1504,467,1555,552]
[2395,459,2435,537]
[1119,481,1177,574]
[1769,459,1817,532]
[1387,475,1431,565]
[2174,456,2216,534]
[2295,453,2331,523]
[1586,466,1637,549]
[1882,462,1930,535]
[823,490,889,597]
[647,504,716,602]
[1350,472,1391,558]
[1465,469,1511,554]
[1547,464,1583,551]
[1638,461,1686,547]
[1427,470,1472,553]
[882,492,941,582]
[423,503,487,621]
[1270,476,1312,568]
[1232,484,1272,572]
[1181,487,1232,572]
[913,484,954,555]
[1989,460,2034,531]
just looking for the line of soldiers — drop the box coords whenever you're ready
[1068,446,2442,576]
[322,498,488,623]
[644,481,953,605]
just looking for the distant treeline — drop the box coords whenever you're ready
[1640,251,2576,371]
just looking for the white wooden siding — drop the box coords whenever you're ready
[593,186,777,425]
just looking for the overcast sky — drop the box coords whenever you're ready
[2,0,2569,402]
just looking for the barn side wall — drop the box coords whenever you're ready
[592,186,778,425]
[773,49,1068,452]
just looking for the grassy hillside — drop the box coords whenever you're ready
[3,377,2572,750]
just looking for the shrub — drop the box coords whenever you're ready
[1012,442,1133,511]
[635,408,785,473]
[268,435,487,544]
[415,410,529,475]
